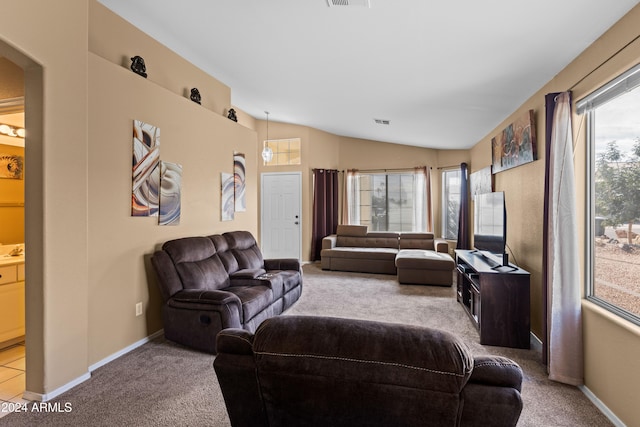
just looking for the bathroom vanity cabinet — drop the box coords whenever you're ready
[0,260,25,346]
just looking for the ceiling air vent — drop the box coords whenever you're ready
[327,0,371,7]
[374,119,390,125]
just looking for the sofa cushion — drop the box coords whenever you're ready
[226,285,274,323]
[163,237,231,290]
[395,249,455,271]
[399,233,436,250]
[335,224,367,236]
[209,234,239,274]
[224,231,264,270]
[336,233,399,249]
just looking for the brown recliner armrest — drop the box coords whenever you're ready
[171,289,240,306]
[469,356,523,391]
[215,329,267,427]
[216,328,254,355]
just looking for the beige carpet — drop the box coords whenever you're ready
[0,263,612,426]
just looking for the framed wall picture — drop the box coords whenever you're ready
[159,161,182,226]
[221,172,235,221]
[492,109,536,173]
[234,153,246,212]
[0,154,23,179]
[132,120,160,216]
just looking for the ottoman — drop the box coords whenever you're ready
[395,249,455,286]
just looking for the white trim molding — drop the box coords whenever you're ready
[22,330,164,402]
[580,385,626,427]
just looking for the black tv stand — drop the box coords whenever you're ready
[455,249,530,349]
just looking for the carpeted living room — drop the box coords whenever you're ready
[0,264,614,426]
[2,1,640,426]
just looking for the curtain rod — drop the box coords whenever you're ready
[569,33,640,91]
[437,164,461,170]
[341,167,430,173]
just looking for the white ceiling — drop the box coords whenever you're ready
[98,0,639,150]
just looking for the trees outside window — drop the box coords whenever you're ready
[582,66,640,324]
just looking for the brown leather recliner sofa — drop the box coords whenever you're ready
[214,315,524,427]
[151,231,302,354]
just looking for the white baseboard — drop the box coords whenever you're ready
[88,329,164,372]
[530,331,543,352]
[527,333,625,426]
[23,372,91,402]
[579,385,626,427]
[23,329,164,402]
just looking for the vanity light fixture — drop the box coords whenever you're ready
[0,123,25,138]
[261,111,273,163]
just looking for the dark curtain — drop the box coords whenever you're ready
[542,92,564,365]
[311,169,339,261]
[456,163,470,249]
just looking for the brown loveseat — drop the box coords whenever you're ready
[214,315,524,427]
[151,231,302,354]
[321,225,455,285]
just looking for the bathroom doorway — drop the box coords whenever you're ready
[0,55,26,404]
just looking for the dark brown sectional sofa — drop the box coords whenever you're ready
[151,230,302,354]
[320,225,455,285]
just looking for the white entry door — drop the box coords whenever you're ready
[261,172,302,260]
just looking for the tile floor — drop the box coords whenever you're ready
[0,343,27,419]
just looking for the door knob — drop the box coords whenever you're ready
[295,221,299,225]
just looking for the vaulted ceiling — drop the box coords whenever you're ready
[98,0,639,149]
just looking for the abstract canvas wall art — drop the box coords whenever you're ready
[132,120,160,216]
[0,154,23,179]
[491,109,536,174]
[221,172,235,221]
[159,161,182,226]
[234,152,246,212]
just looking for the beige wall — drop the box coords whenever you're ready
[469,4,640,425]
[2,1,638,424]
[255,125,453,262]
[470,118,545,338]
[87,2,259,365]
[89,2,232,118]
[0,57,23,101]
[0,0,258,397]
[87,53,258,363]
[0,0,90,396]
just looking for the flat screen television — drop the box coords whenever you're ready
[473,191,508,267]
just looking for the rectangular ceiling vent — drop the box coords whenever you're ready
[327,0,371,7]
[374,119,390,125]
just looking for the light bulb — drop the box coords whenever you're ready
[262,146,273,162]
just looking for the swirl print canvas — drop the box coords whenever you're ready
[234,153,246,212]
[159,161,182,225]
[132,120,160,216]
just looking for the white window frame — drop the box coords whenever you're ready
[441,169,461,240]
[579,62,640,326]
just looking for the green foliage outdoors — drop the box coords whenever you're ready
[595,139,640,243]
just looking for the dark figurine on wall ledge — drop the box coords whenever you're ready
[130,55,147,78]
[190,88,201,104]
[227,108,238,122]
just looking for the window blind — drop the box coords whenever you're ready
[576,63,640,114]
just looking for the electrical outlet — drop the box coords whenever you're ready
[135,302,143,317]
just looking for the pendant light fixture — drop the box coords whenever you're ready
[261,111,273,163]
